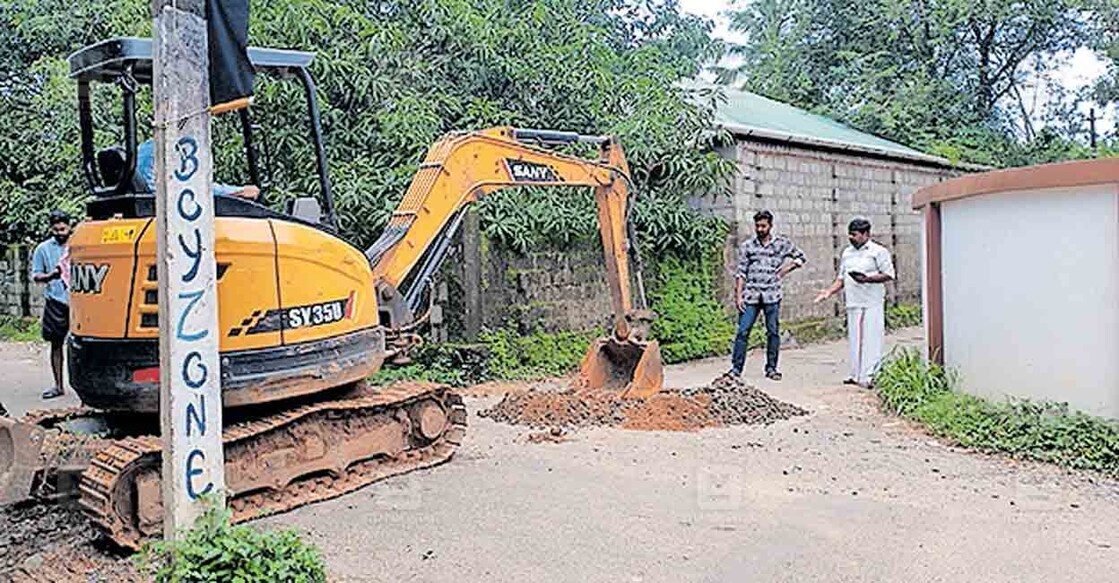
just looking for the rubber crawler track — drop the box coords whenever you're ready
[18,406,103,428]
[78,382,467,550]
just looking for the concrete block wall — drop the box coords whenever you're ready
[0,245,41,319]
[478,242,614,334]
[693,139,959,322]
[437,232,615,340]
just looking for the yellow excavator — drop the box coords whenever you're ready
[0,37,663,548]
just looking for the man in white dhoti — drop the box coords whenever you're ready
[814,218,895,388]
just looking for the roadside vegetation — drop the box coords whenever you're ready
[136,502,326,583]
[875,348,1119,476]
[0,316,38,342]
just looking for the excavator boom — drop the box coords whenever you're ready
[367,127,663,398]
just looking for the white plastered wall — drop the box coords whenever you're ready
[939,184,1119,418]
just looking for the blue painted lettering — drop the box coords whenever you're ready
[176,290,209,341]
[177,189,202,221]
[186,394,206,437]
[185,449,213,499]
[179,229,202,283]
[182,351,208,389]
[174,137,200,182]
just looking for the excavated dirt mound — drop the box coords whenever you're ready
[480,375,808,432]
[619,392,716,431]
[0,502,140,582]
[682,374,810,426]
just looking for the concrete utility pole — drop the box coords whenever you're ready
[152,0,226,540]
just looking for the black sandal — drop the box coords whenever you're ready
[766,371,782,381]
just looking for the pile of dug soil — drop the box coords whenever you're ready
[481,388,628,428]
[683,374,810,425]
[0,502,140,582]
[480,375,808,432]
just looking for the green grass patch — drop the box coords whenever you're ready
[136,501,326,582]
[885,304,922,330]
[875,348,1119,476]
[0,316,39,342]
[370,327,599,387]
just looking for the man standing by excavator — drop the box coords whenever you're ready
[31,210,73,401]
[728,210,806,381]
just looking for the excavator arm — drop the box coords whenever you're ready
[366,127,662,398]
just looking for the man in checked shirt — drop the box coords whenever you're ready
[727,210,807,381]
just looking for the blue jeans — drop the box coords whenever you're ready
[731,301,780,375]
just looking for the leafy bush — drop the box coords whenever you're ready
[647,254,736,364]
[480,327,599,380]
[135,503,326,583]
[875,348,1119,476]
[874,347,957,416]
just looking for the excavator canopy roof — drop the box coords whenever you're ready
[68,36,314,83]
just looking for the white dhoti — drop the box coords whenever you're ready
[846,305,885,385]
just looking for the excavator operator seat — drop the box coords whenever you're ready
[96,146,149,194]
[287,196,322,224]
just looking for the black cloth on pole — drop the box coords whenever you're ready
[206,0,254,107]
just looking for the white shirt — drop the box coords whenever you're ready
[839,240,895,308]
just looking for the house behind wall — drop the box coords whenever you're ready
[690,86,968,323]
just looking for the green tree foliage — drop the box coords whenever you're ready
[0,1,148,242]
[0,0,735,254]
[1088,0,1118,120]
[721,0,1112,166]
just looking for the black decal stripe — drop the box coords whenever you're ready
[124,219,154,337]
[246,309,284,334]
[268,220,285,345]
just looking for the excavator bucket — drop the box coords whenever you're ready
[577,336,664,399]
[0,417,45,506]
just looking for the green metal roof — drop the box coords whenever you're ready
[686,80,955,167]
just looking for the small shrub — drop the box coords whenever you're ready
[873,347,955,416]
[135,502,326,583]
[480,327,598,380]
[370,327,597,387]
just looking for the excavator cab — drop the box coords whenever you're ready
[61,37,388,414]
[71,37,335,226]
